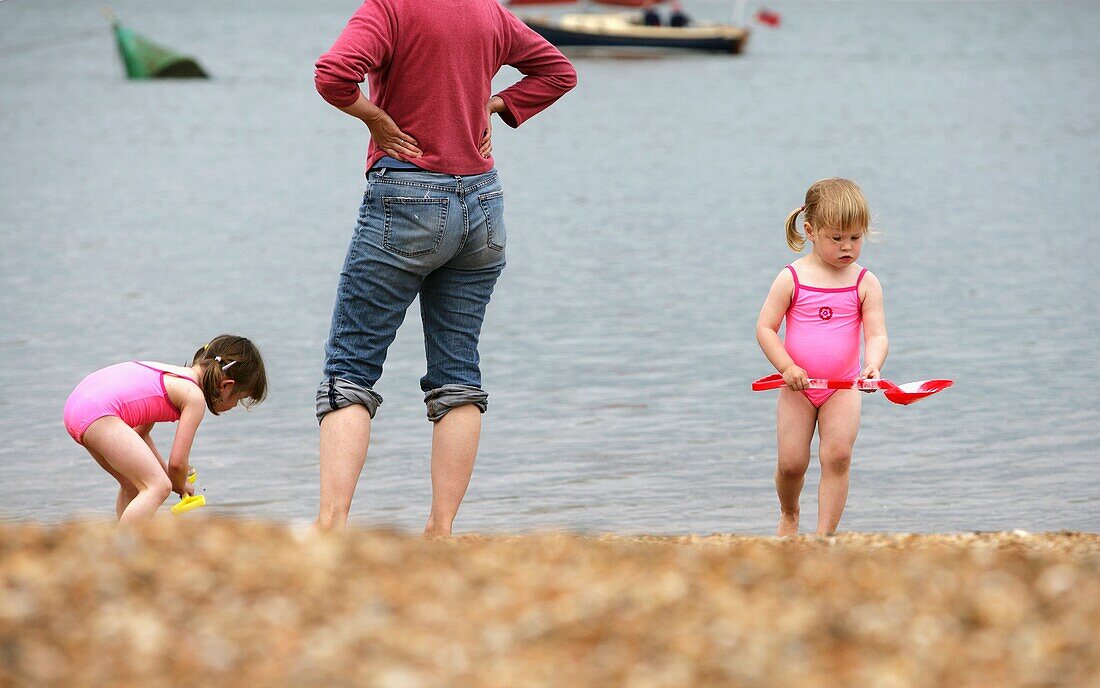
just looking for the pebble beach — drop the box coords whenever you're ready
[2,520,1097,687]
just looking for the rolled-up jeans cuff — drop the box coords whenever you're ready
[423,384,488,423]
[316,377,383,423]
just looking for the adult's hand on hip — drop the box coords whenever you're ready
[364,108,422,161]
[480,96,506,159]
[339,94,422,161]
[479,115,492,158]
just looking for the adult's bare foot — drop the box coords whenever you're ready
[777,511,799,537]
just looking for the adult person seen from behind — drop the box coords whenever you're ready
[313,0,577,533]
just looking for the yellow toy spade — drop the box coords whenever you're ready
[171,468,206,515]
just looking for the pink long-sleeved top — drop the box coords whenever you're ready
[315,0,577,176]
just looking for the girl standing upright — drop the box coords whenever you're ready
[756,179,889,536]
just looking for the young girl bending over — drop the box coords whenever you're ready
[63,335,267,523]
[756,179,888,536]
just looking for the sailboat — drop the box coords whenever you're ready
[509,0,750,54]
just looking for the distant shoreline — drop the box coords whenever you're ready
[2,521,1096,686]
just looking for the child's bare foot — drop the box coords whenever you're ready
[422,520,452,538]
[777,511,799,536]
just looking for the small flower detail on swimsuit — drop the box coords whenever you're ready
[818,306,833,321]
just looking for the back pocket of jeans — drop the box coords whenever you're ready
[382,196,448,257]
[478,190,506,251]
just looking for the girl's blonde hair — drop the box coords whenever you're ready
[785,178,871,252]
[190,335,268,415]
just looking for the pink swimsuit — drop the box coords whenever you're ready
[783,265,867,408]
[63,362,200,444]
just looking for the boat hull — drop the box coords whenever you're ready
[523,13,748,54]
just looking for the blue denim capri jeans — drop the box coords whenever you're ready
[317,166,506,423]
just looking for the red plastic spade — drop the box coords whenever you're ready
[751,374,953,406]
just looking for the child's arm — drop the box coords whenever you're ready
[860,272,889,378]
[165,395,205,496]
[756,271,809,390]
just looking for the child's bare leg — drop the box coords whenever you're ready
[424,404,481,537]
[81,417,172,524]
[116,483,140,520]
[85,445,140,520]
[775,389,817,536]
[815,390,861,535]
[317,405,372,530]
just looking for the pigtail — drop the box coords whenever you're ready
[785,205,806,252]
[192,343,229,414]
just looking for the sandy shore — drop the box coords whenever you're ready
[1,520,1097,687]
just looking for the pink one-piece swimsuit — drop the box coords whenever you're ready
[63,362,200,444]
[782,264,867,408]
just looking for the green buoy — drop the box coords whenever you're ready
[106,9,209,79]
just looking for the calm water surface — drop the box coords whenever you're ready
[1,0,1098,534]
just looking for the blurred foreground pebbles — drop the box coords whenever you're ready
[1,520,1097,687]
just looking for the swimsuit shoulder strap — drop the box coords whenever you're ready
[855,267,868,289]
[785,264,800,307]
[165,370,202,388]
[132,361,201,388]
